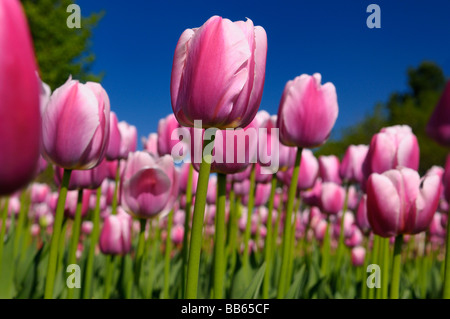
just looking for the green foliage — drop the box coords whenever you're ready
[21,0,104,90]
[316,61,448,174]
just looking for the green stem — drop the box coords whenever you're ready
[44,169,72,299]
[13,191,29,258]
[262,174,277,299]
[381,237,390,299]
[361,238,370,299]
[112,160,121,215]
[181,164,194,298]
[443,206,450,298]
[243,164,256,269]
[146,223,160,299]
[286,196,302,294]
[103,255,115,299]
[134,219,147,296]
[320,219,331,277]
[185,136,214,299]
[0,197,10,269]
[213,173,227,299]
[163,209,175,299]
[390,234,403,299]
[335,184,349,271]
[67,189,84,299]
[277,147,302,299]
[368,235,380,299]
[225,184,235,261]
[82,187,102,299]
[227,195,240,284]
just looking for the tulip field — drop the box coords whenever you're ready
[2,0,450,301]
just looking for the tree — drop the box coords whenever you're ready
[21,0,104,90]
[316,62,448,174]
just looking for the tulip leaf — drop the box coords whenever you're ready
[238,262,266,299]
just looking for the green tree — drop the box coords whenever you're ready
[317,61,448,174]
[21,0,104,90]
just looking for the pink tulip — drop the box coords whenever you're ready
[345,225,363,248]
[31,183,50,204]
[157,113,189,159]
[426,81,450,146]
[99,207,132,255]
[242,182,271,207]
[277,73,338,148]
[319,155,342,184]
[64,189,91,219]
[254,163,273,183]
[351,246,366,267]
[171,16,267,129]
[278,149,318,190]
[171,224,185,245]
[347,186,360,210]
[142,133,158,155]
[39,76,51,113]
[0,0,41,195]
[429,212,446,238]
[301,178,322,207]
[356,195,371,234]
[37,156,48,175]
[230,166,251,183]
[366,167,441,237]
[42,78,110,170]
[106,111,121,161]
[179,163,199,195]
[315,219,328,242]
[121,152,173,219]
[442,155,450,203]
[118,121,137,160]
[320,182,345,214]
[233,179,250,197]
[206,175,217,205]
[339,144,369,184]
[363,125,419,181]
[81,221,94,235]
[190,118,258,174]
[55,158,109,190]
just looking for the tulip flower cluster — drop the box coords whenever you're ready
[0,6,449,301]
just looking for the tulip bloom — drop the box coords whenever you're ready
[121,152,173,219]
[171,16,267,129]
[356,195,371,234]
[320,182,345,215]
[99,207,132,255]
[277,149,319,190]
[363,125,419,180]
[351,246,366,267]
[0,0,41,195]
[142,133,158,155]
[366,167,441,237]
[157,113,189,159]
[42,78,110,170]
[106,112,121,161]
[277,73,338,148]
[426,81,450,146]
[318,155,342,184]
[54,159,109,190]
[118,121,137,160]
[339,144,369,184]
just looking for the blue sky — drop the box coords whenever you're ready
[76,0,450,146]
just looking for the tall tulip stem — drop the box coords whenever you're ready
[67,189,84,299]
[443,207,450,298]
[335,183,350,270]
[213,173,227,299]
[262,174,277,299]
[243,164,256,269]
[277,147,302,298]
[82,187,102,299]
[44,168,72,299]
[134,219,147,295]
[390,234,403,299]
[112,160,121,215]
[181,164,194,298]
[163,209,175,299]
[0,197,10,269]
[185,136,214,299]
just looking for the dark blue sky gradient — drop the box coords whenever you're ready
[76,0,450,145]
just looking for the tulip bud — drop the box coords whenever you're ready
[319,155,342,184]
[0,0,41,195]
[339,144,369,184]
[171,16,267,129]
[277,73,338,148]
[99,207,132,255]
[351,246,366,267]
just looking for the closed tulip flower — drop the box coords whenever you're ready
[319,155,342,184]
[339,144,369,184]
[142,133,158,155]
[277,73,338,148]
[242,182,271,207]
[356,195,371,234]
[54,159,109,190]
[442,155,450,203]
[320,182,345,215]
[64,189,91,219]
[121,152,173,219]
[157,113,189,159]
[99,207,132,255]
[42,78,110,170]
[366,167,441,237]
[426,81,450,146]
[179,162,198,194]
[277,149,319,190]
[351,246,366,267]
[106,112,121,161]
[0,0,41,195]
[363,125,419,180]
[171,16,267,129]
[171,224,185,245]
[118,121,137,160]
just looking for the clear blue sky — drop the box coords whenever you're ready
[77,0,450,145]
